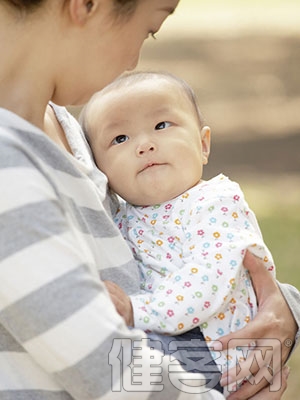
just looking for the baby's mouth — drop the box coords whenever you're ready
[140,162,165,173]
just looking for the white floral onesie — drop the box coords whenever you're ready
[114,174,275,378]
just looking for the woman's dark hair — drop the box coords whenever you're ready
[3,0,45,12]
[113,0,138,16]
[4,0,138,16]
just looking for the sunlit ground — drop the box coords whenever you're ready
[161,0,300,38]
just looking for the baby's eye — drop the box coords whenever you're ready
[112,135,129,145]
[155,121,171,130]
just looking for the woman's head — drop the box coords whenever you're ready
[1,0,179,107]
[64,0,180,105]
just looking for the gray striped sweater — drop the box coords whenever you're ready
[0,105,227,400]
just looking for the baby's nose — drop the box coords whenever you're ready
[137,142,156,156]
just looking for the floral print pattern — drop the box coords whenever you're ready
[114,174,275,370]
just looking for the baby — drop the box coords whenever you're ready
[80,71,276,395]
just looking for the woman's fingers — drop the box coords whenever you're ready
[247,366,290,400]
[224,364,289,400]
[220,341,279,399]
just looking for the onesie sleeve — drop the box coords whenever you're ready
[130,177,275,335]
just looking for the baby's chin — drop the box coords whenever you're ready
[128,180,203,207]
[128,191,188,207]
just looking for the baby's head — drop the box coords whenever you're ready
[80,71,211,206]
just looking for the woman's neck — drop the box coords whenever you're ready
[0,8,73,154]
[0,6,56,130]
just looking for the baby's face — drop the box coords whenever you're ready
[89,78,210,206]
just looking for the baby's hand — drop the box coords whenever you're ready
[104,280,134,327]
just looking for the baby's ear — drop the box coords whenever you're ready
[201,126,211,165]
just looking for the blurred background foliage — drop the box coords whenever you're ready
[69,1,300,397]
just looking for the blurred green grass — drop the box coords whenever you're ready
[260,213,300,288]
[241,181,300,399]
[243,182,300,289]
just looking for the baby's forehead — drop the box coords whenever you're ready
[105,74,181,93]
[87,76,198,129]
[102,77,190,107]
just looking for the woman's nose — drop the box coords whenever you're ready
[136,142,156,156]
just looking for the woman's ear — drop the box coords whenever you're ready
[200,126,211,165]
[69,0,97,25]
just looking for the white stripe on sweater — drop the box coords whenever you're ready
[23,293,125,373]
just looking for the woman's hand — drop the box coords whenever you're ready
[104,280,134,326]
[218,251,297,399]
